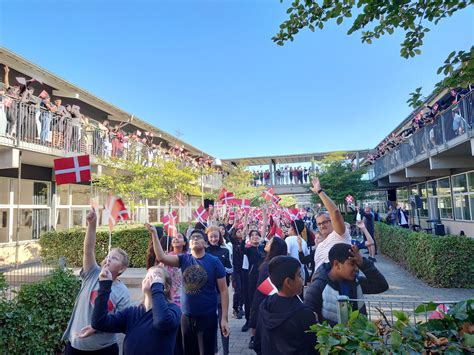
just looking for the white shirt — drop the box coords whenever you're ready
[314,227,351,270]
[285,235,309,281]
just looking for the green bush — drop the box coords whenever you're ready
[0,269,80,354]
[375,223,474,288]
[310,299,474,354]
[40,222,191,268]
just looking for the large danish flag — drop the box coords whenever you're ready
[233,198,251,211]
[222,191,235,205]
[193,205,209,223]
[54,155,91,185]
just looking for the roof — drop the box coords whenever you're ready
[0,47,212,158]
[223,149,370,166]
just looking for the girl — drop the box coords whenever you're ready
[91,265,181,355]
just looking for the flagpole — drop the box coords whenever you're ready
[108,229,112,253]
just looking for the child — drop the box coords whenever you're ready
[305,243,389,326]
[254,256,317,355]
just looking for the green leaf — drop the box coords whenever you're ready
[391,331,402,349]
[337,17,343,25]
[464,333,474,347]
[415,302,437,314]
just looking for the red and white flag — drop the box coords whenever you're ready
[163,211,178,237]
[345,194,354,204]
[39,90,49,99]
[193,205,209,224]
[239,199,251,211]
[176,192,185,206]
[272,194,281,205]
[217,188,228,201]
[228,211,235,223]
[257,277,278,296]
[222,191,235,205]
[54,155,91,185]
[261,188,274,201]
[106,195,130,232]
[3,96,13,108]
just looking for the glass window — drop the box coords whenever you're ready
[438,178,451,196]
[453,195,471,220]
[33,182,49,205]
[469,172,474,192]
[72,209,84,226]
[0,209,9,243]
[452,174,468,194]
[148,209,158,223]
[397,187,408,201]
[55,208,69,230]
[417,183,427,198]
[438,196,453,219]
[427,180,437,196]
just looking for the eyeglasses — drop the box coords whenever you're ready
[317,220,331,227]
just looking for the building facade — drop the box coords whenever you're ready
[0,48,220,263]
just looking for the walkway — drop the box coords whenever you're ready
[117,254,473,354]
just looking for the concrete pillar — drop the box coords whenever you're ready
[356,151,360,170]
[269,161,274,186]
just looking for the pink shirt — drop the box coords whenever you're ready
[313,228,351,270]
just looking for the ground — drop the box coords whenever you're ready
[117,254,473,354]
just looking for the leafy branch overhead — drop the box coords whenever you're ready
[274,0,470,58]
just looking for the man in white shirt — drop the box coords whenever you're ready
[311,177,352,273]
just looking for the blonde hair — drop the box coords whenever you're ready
[111,247,129,275]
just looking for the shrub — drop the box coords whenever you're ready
[40,222,191,268]
[309,299,474,354]
[375,223,474,288]
[0,269,80,353]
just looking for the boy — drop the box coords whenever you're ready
[63,210,130,354]
[254,256,317,355]
[305,243,388,326]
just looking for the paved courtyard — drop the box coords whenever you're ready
[118,254,473,354]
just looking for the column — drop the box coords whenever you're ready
[269,160,274,186]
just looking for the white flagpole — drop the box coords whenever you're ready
[108,230,112,253]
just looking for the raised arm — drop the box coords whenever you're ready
[3,65,10,89]
[145,223,179,267]
[83,210,98,274]
[91,267,128,334]
[311,177,345,236]
[260,205,268,237]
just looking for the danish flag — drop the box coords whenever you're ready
[222,191,235,205]
[233,198,251,211]
[262,188,274,201]
[271,194,281,205]
[257,277,278,296]
[193,205,209,223]
[3,96,13,108]
[162,211,178,237]
[345,195,354,204]
[54,155,91,185]
[39,90,49,99]
[285,208,299,221]
[217,188,228,201]
[105,195,130,232]
[228,211,235,222]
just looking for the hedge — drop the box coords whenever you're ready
[40,223,190,268]
[374,223,474,288]
[0,269,80,353]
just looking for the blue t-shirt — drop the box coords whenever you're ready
[178,253,226,316]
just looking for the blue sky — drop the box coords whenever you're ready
[1,0,472,160]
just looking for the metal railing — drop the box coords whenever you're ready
[373,91,474,179]
[0,257,65,301]
[336,295,457,325]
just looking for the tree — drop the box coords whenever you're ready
[216,164,265,205]
[279,194,298,207]
[310,154,371,206]
[273,0,473,105]
[94,157,202,214]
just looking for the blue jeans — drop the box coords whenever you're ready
[40,112,51,144]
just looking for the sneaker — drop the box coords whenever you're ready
[233,310,239,319]
[248,336,255,349]
[238,308,245,319]
[241,321,249,332]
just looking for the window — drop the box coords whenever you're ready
[451,172,474,221]
[438,196,453,219]
[427,180,437,196]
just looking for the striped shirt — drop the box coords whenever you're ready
[314,228,352,270]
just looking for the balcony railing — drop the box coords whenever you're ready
[373,91,474,179]
[0,96,220,187]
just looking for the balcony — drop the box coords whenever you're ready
[0,96,219,188]
[372,91,474,182]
